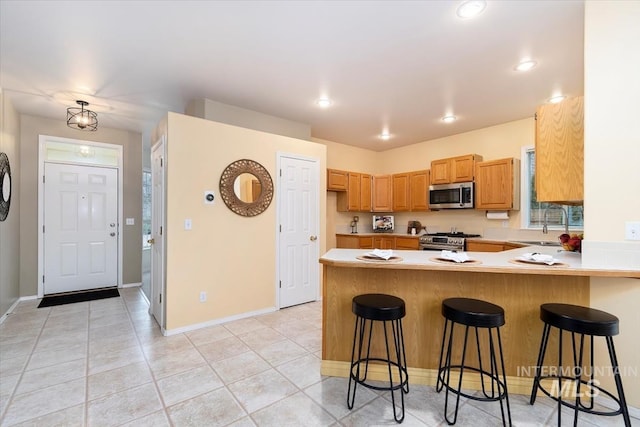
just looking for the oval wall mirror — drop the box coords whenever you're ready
[0,152,12,222]
[219,159,273,217]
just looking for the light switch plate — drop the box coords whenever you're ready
[625,221,640,240]
[125,218,134,225]
[185,218,192,230]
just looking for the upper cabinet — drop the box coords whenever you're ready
[392,173,410,211]
[409,170,430,211]
[337,172,372,212]
[535,96,584,203]
[372,175,392,212]
[431,154,482,184]
[475,158,520,210]
[327,169,348,191]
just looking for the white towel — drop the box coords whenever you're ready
[366,249,394,260]
[519,252,557,265]
[440,250,471,263]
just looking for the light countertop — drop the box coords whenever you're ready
[319,246,640,278]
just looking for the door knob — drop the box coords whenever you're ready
[110,223,116,227]
[310,235,317,241]
[110,232,116,237]
[147,238,155,244]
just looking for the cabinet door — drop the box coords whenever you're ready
[395,236,419,250]
[327,169,348,191]
[372,175,393,212]
[535,96,584,203]
[392,173,410,211]
[475,158,519,210]
[430,159,451,184]
[359,236,374,249]
[347,172,361,211]
[373,236,394,249]
[466,241,504,252]
[409,170,429,211]
[336,235,359,249]
[451,154,481,182]
[360,174,372,211]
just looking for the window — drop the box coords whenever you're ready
[142,170,152,249]
[521,147,583,230]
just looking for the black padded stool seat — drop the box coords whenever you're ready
[442,297,505,328]
[347,293,408,423]
[540,303,619,336]
[437,297,511,426]
[530,303,631,427]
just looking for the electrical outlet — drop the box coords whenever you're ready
[199,291,207,302]
[625,221,640,241]
[185,219,192,230]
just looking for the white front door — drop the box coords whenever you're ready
[150,139,165,328]
[43,163,118,294]
[278,155,319,308]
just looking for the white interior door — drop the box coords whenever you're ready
[150,140,165,328]
[278,155,319,308]
[43,163,118,294]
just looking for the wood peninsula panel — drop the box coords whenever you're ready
[322,265,589,379]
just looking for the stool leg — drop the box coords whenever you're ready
[557,328,563,426]
[437,319,451,393]
[384,320,405,423]
[530,323,551,405]
[348,316,372,410]
[392,318,409,394]
[606,336,632,427]
[492,327,512,426]
[572,333,585,427]
[475,326,493,399]
[443,324,469,425]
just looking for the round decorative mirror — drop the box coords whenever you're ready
[0,152,12,222]
[219,159,273,217]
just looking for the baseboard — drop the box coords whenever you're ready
[120,282,141,288]
[0,295,39,325]
[163,306,278,336]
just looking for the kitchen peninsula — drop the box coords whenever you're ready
[319,246,640,394]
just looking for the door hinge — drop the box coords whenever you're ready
[280,169,282,177]
[42,175,45,183]
[43,275,45,283]
[43,225,45,233]
[160,226,163,236]
[279,225,282,232]
[279,281,282,289]
[534,112,537,121]
[161,158,164,167]
[159,294,162,303]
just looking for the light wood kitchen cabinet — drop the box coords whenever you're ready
[431,154,482,184]
[475,158,520,210]
[392,173,410,211]
[410,170,430,211]
[373,236,395,249]
[336,235,374,249]
[337,172,371,212]
[395,236,420,250]
[535,96,584,203]
[326,169,348,191]
[372,175,393,212]
[467,240,526,252]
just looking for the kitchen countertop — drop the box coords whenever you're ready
[320,245,640,278]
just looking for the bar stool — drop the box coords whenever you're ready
[436,297,511,426]
[529,303,631,426]
[347,293,409,423]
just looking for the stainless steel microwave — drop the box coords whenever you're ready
[429,182,474,209]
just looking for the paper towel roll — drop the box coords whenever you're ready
[486,211,509,220]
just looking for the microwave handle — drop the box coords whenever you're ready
[459,185,463,207]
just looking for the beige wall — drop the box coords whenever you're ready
[0,91,21,316]
[164,112,326,330]
[19,115,143,295]
[320,118,534,241]
[584,1,640,407]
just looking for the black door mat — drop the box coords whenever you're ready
[38,288,120,308]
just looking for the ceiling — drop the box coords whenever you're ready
[0,1,584,151]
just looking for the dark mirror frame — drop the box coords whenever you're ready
[219,159,273,217]
[0,152,11,222]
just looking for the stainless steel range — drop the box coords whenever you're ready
[419,232,481,251]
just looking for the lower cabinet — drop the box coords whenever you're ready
[466,240,526,252]
[336,235,419,250]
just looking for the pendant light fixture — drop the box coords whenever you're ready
[67,100,98,131]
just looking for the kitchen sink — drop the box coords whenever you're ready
[512,240,562,247]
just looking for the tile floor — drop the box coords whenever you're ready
[0,287,636,426]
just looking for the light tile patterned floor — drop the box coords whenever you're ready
[0,287,636,426]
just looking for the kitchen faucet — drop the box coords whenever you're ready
[542,204,569,235]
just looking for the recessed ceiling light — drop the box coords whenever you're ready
[548,95,566,104]
[515,59,537,72]
[441,115,457,123]
[456,0,486,19]
[379,132,391,140]
[316,98,332,108]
